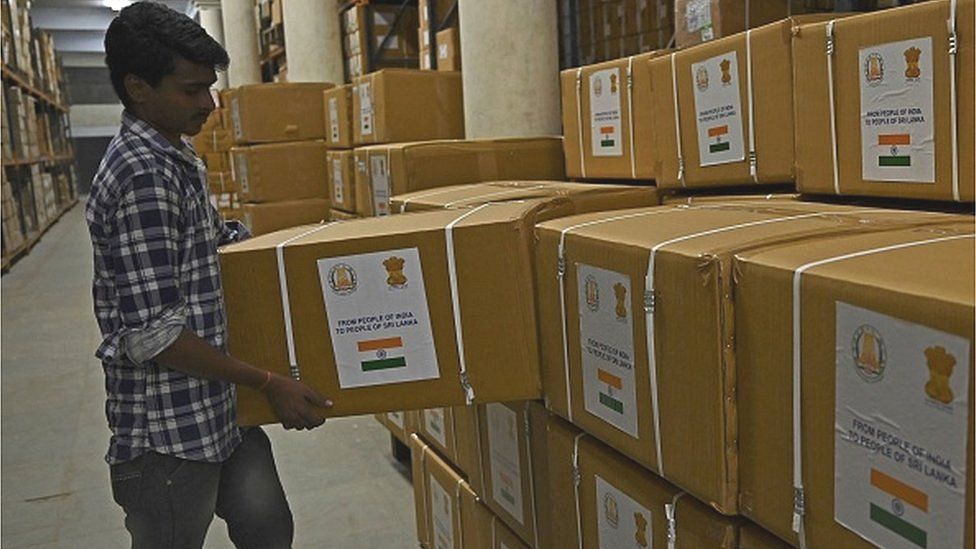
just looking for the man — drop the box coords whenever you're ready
[85,3,331,547]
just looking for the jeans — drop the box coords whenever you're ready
[109,427,293,549]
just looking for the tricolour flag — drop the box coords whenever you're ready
[357,336,406,372]
[600,125,616,147]
[499,471,517,506]
[869,468,928,547]
[597,368,625,413]
[708,125,730,153]
[878,134,912,167]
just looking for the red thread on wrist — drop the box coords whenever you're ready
[258,370,272,391]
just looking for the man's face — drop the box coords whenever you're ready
[132,57,217,138]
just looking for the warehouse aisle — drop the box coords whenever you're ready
[1,205,417,549]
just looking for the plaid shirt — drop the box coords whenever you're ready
[86,111,247,465]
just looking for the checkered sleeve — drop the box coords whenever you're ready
[111,172,188,364]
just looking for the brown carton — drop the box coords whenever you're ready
[203,151,229,173]
[649,16,834,190]
[535,202,968,513]
[231,141,329,203]
[560,50,669,180]
[230,83,333,144]
[417,406,483,495]
[328,208,360,222]
[373,409,418,444]
[436,27,461,71]
[392,180,658,214]
[793,1,975,202]
[239,199,330,237]
[324,85,354,149]
[659,190,797,205]
[352,69,464,145]
[206,171,235,195]
[674,0,797,48]
[410,434,486,549]
[353,137,565,217]
[736,223,975,547]
[739,523,793,549]
[328,150,356,213]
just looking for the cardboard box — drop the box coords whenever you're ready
[417,406,483,495]
[544,411,743,548]
[239,199,330,237]
[353,137,565,217]
[659,190,798,205]
[535,201,969,513]
[374,409,418,444]
[203,151,229,173]
[739,523,793,549]
[648,16,833,189]
[328,208,360,222]
[230,83,333,144]
[324,85,354,149]
[352,69,464,145]
[328,150,356,213]
[735,222,975,547]
[793,1,975,202]
[561,50,670,180]
[206,171,235,195]
[392,180,658,214]
[436,27,460,71]
[674,0,796,48]
[231,141,329,203]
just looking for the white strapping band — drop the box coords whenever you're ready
[825,20,841,194]
[454,477,465,549]
[443,185,548,209]
[523,403,541,548]
[276,222,336,380]
[575,68,588,178]
[947,0,960,201]
[745,29,759,183]
[397,185,467,213]
[788,232,975,548]
[445,203,494,404]
[670,53,686,186]
[665,492,685,549]
[571,432,586,549]
[627,56,638,179]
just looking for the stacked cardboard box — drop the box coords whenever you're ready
[573,0,674,66]
[342,3,420,80]
[192,106,237,218]
[351,69,464,146]
[1,171,24,253]
[417,0,456,70]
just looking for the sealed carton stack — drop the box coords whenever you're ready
[227,83,334,236]
[342,3,420,81]
[418,0,460,71]
[571,0,674,66]
[192,105,238,219]
[322,82,356,221]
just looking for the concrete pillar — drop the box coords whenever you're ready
[457,0,561,138]
[220,0,261,87]
[196,1,228,89]
[282,0,344,84]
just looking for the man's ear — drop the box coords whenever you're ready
[124,74,151,105]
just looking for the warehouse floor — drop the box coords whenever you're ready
[1,204,417,549]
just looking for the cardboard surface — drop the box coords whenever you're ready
[353,138,565,217]
[239,199,330,237]
[416,406,483,496]
[328,208,360,222]
[660,191,798,205]
[535,201,970,513]
[674,0,797,48]
[649,16,834,189]
[735,222,975,547]
[391,180,658,214]
[323,84,354,149]
[410,434,485,549]
[328,150,356,213]
[560,50,669,180]
[374,409,418,444]
[792,1,975,202]
[351,69,464,145]
[436,27,461,71]
[232,141,329,203]
[739,523,793,549]
[230,83,332,144]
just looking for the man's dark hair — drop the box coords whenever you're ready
[104,1,229,107]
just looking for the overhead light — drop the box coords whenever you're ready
[103,0,132,11]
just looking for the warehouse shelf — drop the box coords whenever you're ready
[0,63,68,113]
[1,196,77,274]
[2,152,74,168]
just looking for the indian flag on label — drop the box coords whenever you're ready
[357,337,406,372]
[869,468,929,547]
[499,471,517,506]
[877,134,912,167]
[600,126,616,148]
[708,124,730,153]
[597,368,625,414]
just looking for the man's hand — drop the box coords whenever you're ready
[263,374,333,430]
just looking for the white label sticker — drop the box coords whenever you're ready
[486,403,524,524]
[359,81,373,136]
[387,410,405,429]
[235,153,249,194]
[578,264,639,438]
[430,475,455,549]
[859,38,935,183]
[692,51,746,167]
[328,97,340,143]
[370,154,390,217]
[424,408,449,448]
[589,68,623,157]
[318,247,440,389]
[595,475,653,549]
[231,97,243,140]
[438,44,448,60]
[685,0,711,32]
[834,302,970,549]
[332,158,344,205]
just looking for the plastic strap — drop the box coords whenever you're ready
[665,492,685,549]
[275,223,336,381]
[454,478,465,549]
[443,185,547,209]
[575,68,587,178]
[788,232,975,548]
[445,203,493,403]
[627,56,638,179]
[523,402,541,549]
[491,515,498,548]
[948,0,960,201]
[826,20,840,194]
[670,53,686,186]
[745,29,759,182]
[571,432,586,549]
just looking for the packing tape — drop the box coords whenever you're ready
[669,53,686,186]
[627,56,638,179]
[787,232,975,548]
[574,68,588,178]
[275,222,337,381]
[665,492,685,549]
[571,432,586,549]
[745,29,758,183]
[445,203,494,404]
[948,0,960,201]
[825,20,841,195]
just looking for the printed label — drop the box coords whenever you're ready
[589,68,623,157]
[835,302,970,549]
[430,475,455,549]
[486,403,524,524]
[359,82,373,136]
[438,44,449,60]
[318,247,439,389]
[243,212,253,233]
[387,410,404,429]
[332,159,344,205]
[328,97,340,142]
[370,154,391,217]
[235,153,249,194]
[692,51,746,167]
[231,97,243,140]
[578,264,639,437]
[859,38,935,183]
[424,408,449,448]
[685,0,711,32]
[596,475,653,549]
